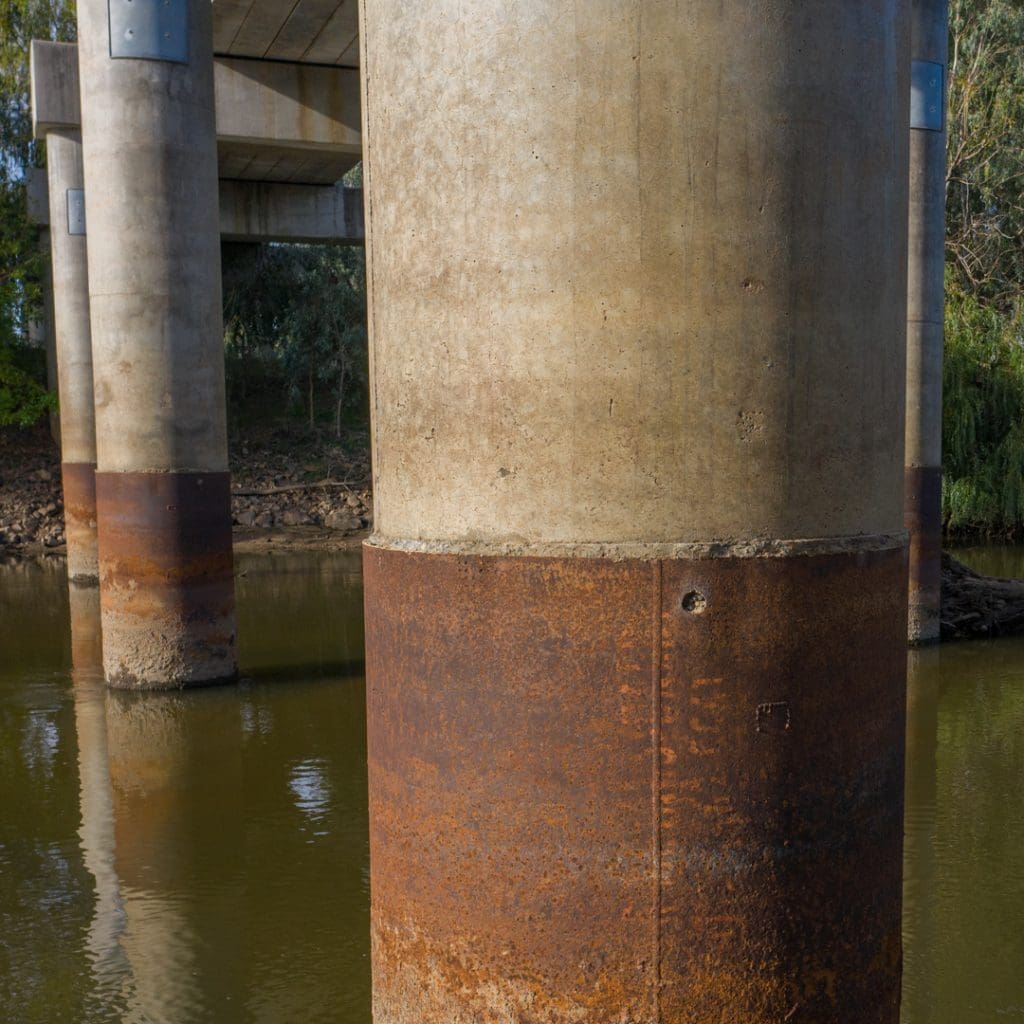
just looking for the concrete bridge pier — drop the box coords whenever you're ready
[76,0,236,687]
[361,2,909,1022]
[45,130,98,583]
[905,0,948,644]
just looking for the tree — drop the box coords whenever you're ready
[221,242,368,436]
[0,0,75,424]
[946,0,1024,307]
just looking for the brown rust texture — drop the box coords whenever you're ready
[62,461,98,581]
[905,465,942,643]
[95,471,236,689]
[364,543,908,1024]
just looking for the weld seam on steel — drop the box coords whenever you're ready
[366,530,909,562]
[650,559,663,1021]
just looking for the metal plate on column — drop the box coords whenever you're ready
[66,189,86,235]
[108,0,188,64]
[911,60,944,131]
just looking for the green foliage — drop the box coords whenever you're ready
[0,341,55,426]
[1,0,75,425]
[222,243,368,436]
[942,287,1024,535]
[947,0,1024,306]
[940,0,1024,536]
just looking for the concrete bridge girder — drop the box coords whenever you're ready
[30,41,362,189]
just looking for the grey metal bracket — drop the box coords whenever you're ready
[911,60,944,132]
[66,189,86,236]
[109,0,188,64]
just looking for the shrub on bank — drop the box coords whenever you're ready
[943,289,1024,538]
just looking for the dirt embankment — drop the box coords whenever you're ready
[0,427,373,560]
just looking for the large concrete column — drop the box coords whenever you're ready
[46,130,98,582]
[76,0,236,687]
[905,0,948,644]
[361,4,910,1022]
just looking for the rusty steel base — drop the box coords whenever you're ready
[364,541,908,1024]
[62,461,99,582]
[95,471,237,689]
[905,465,942,645]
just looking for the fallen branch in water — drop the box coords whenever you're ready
[942,552,1024,640]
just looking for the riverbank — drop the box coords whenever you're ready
[0,424,373,558]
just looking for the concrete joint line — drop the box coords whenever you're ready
[366,531,910,562]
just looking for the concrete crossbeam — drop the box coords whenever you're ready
[31,41,360,185]
[219,181,364,244]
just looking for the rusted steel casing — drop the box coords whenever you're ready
[365,542,908,1024]
[905,465,942,644]
[96,471,236,689]
[62,460,98,582]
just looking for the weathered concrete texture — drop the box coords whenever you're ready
[905,465,942,643]
[77,0,227,475]
[361,1,910,547]
[31,40,362,186]
[30,40,79,138]
[78,0,236,685]
[219,181,364,244]
[46,131,95,465]
[905,0,947,645]
[365,542,908,1024]
[95,472,236,689]
[214,58,361,184]
[46,130,98,580]
[63,461,98,582]
[213,0,359,65]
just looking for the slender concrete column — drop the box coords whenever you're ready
[76,0,236,687]
[46,130,98,582]
[906,0,948,644]
[28,228,62,448]
[40,231,62,449]
[361,3,910,1022]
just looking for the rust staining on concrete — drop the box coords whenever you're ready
[95,471,236,689]
[905,465,942,644]
[61,460,98,582]
[364,542,907,1024]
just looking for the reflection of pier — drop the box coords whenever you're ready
[68,567,371,1020]
[69,583,127,1009]
[71,583,201,1021]
[902,650,941,1024]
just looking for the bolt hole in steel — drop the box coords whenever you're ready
[681,589,707,613]
[756,701,792,734]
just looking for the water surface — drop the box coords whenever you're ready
[0,553,369,1024]
[1,548,1023,1022]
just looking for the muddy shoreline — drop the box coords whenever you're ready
[1,426,373,560]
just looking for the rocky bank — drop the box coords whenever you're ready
[0,426,373,560]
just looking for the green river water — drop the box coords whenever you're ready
[1,547,1022,1022]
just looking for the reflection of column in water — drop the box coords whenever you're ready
[70,582,103,676]
[104,691,202,1023]
[70,582,130,1001]
[902,649,941,1024]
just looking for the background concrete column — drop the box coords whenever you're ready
[46,130,98,583]
[361,2,910,1021]
[76,0,236,687]
[906,0,948,644]
[28,229,61,448]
